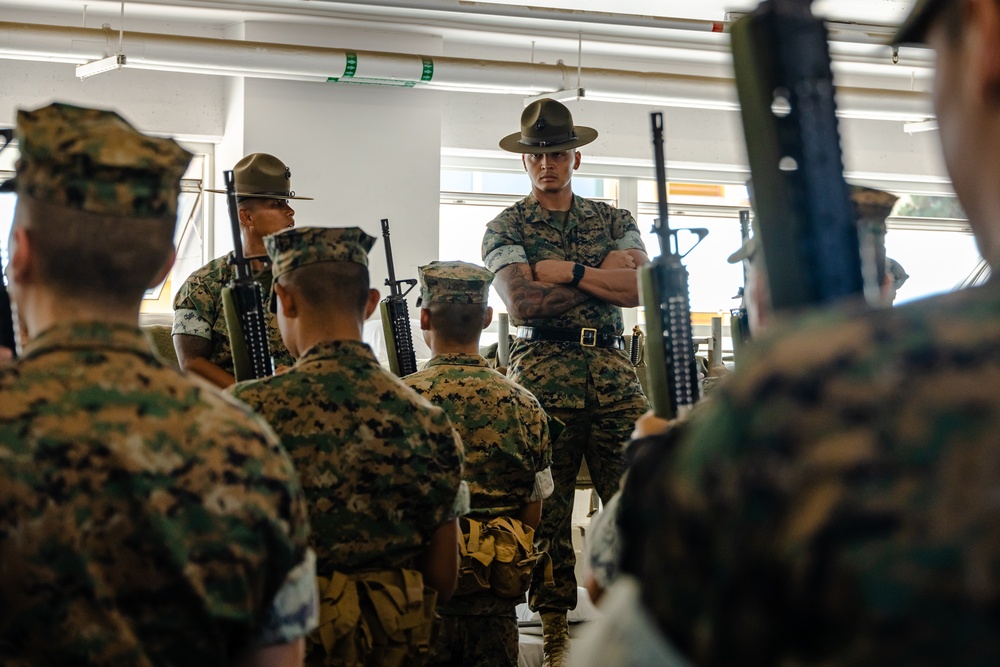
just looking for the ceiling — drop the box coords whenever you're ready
[0,0,917,26]
[0,0,931,93]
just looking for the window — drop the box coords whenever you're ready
[0,149,208,324]
[439,166,985,354]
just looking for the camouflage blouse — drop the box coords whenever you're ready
[172,254,294,374]
[629,281,1000,665]
[405,353,553,519]
[0,321,310,665]
[228,339,466,576]
[482,193,647,409]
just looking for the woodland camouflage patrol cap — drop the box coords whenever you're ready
[0,102,192,219]
[264,226,376,313]
[417,260,494,306]
[265,226,375,279]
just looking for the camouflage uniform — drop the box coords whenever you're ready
[622,282,1000,666]
[172,255,293,374]
[0,102,315,665]
[226,229,467,666]
[404,260,554,667]
[482,193,650,612]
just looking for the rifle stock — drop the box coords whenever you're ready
[379,219,418,377]
[639,112,705,419]
[221,169,274,381]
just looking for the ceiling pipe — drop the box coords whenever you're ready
[123,0,903,46]
[0,21,931,121]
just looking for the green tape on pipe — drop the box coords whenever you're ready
[327,51,358,82]
[326,54,433,87]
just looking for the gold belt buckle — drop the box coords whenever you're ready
[580,327,598,347]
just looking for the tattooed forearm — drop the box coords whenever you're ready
[496,264,588,320]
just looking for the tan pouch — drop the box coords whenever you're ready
[308,568,437,667]
[486,516,552,598]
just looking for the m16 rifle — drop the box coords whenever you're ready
[220,169,274,381]
[379,218,418,377]
[730,0,867,313]
[0,128,18,359]
[730,209,753,365]
[639,112,707,419]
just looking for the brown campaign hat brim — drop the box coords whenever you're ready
[892,0,947,45]
[203,188,314,200]
[498,126,598,154]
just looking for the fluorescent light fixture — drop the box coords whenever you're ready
[903,119,939,134]
[524,88,585,106]
[76,53,126,79]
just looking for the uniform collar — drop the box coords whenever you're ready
[22,321,158,361]
[525,193,600,232]
[425,352,489,368]
[296,339,377,364]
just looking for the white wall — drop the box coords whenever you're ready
[0,59,223,139]
[228,23,445,306]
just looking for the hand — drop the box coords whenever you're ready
[532,259,574,284]
[0,346,12,364]
[631,410,673,439]
[600,250,637,270]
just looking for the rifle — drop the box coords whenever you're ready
[220,169,274,381]
[0,128,18,359]
[639,112,706,419]
[730,209,753,365]
[378,218,418,377]
[730,0,867,313]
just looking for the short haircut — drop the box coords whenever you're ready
[16,196,174,306]
[280,261,370,317]
[426,302,488,346]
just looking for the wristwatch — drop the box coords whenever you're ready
[569,262,586,287]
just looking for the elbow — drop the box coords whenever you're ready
[507,303,531,321]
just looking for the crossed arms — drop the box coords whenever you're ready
[493,249,649,320]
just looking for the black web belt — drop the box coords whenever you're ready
[516,326,625,350]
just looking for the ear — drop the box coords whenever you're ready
[573,151,582,170]
[482,306,493,330]
[363,288,381,319]
[522,155,529,172]
[420,307,431,331]
[149,246,177,289]
[274,281,297,318]
[238,205,253,230]
[9,226,33,287]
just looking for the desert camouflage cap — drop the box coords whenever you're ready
[265,226,376,282]
[0,102,192,218]
[417,260,494,305]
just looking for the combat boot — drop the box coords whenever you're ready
[541,610,569,667]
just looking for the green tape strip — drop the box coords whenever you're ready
[327,51,357,82]
[327,54,433,87]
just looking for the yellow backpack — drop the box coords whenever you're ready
[309,568,437,667]
[457,515,553,598]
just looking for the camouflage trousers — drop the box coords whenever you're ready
[530,378,649,612]
[426,614,519,667]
